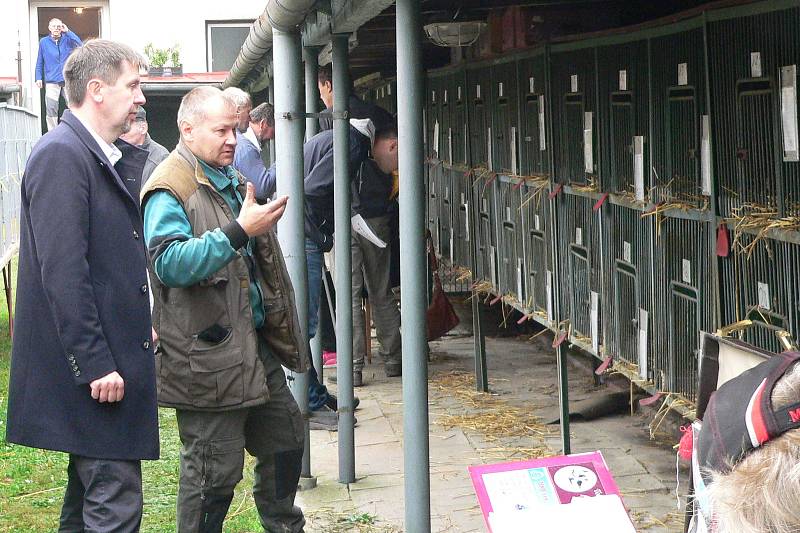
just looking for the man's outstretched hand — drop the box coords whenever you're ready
[236,182,288,236]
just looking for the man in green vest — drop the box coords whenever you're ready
[142,86,307,532]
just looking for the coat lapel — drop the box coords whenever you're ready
[61,111,147,207]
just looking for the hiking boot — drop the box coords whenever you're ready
[327,370,363,387]
[324,393,360,411]
[309,406,338,431]
[385,363,402,378]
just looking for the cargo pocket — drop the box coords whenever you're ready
[204,437,245,490]
[188,329,244,408]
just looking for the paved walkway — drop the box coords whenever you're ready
[296,331,688,532]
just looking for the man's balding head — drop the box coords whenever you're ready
[222,87,252,132]
[177,87,238,167]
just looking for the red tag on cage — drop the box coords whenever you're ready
[512,180,524,190]
[595,355,613,375]
[552,330,568,348]
[593,193,609,212]
[489,294,503,306]
[548,183,564,200]
[716,223,730,257]
[639,392,664,407]
[516,314,530,325]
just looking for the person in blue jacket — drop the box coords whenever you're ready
[35,18,82,131]
[233,102,275,196]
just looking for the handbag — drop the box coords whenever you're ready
[426,233,459,341]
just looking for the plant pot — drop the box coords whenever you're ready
[148,66,164,77]
[161,65,183,77]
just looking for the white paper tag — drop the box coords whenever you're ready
[387,85,392,95]
[584,112,594,174]
[529,76,535,94]
[464,201,470,242]
[638,309,649,380]
[546,270,553,321]
[538,95,547,152]
[678,63,688,86]
[590,291,600,353]
[633,136,645,201]
[448,128,453,165]
[449,228,454,263]
[619,70,627,91]
[380,87,384,98]
[751,52,762,78]
[457,85,462,100]
[758,282,771,310]
[482,198,488,212]
[432,90,436,104]
[781,65,798,160]
[477,84,481,99]
[443,89,448,104]
[433,121,440,156]
[623,241,632,263]
[571,74,578,93]
[499,82,504,98]
[701,115,712,195]
[576,227,583,246]
[517,259,524,303]
[682,259,692,284]
[506,206,512,222]
[463,124,469,164]
[534,214,540,231]
[511,127,518,176]
[487,127,493,171]
[489,246,497,287]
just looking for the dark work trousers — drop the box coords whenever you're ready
[175,344,306,533]
[58,455,143,532]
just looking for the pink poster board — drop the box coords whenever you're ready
[469,451,633,532]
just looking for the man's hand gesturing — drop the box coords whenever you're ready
[90,371,125,403]
[236,182,288,236]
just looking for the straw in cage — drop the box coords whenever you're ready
[572,175,600,193]
[305,508,401,533]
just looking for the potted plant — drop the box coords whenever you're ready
[165,45,183,77]
[144,43,168,77]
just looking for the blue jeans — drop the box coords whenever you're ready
[306,238,330,410]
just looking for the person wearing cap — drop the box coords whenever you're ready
[690,351,800,532]
[119,107,169,183]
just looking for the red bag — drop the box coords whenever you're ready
[426,233,459,341]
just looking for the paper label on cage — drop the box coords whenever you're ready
[575,227,583,246]
[432,90,436,103]
[444,89,448,104]
[538,94,547,151]
[638,309,649,380]
[489,246,498,287]
[433,121,440,156]
[511,127,518,176]
[584,112,594,173]
[517,259,525,303]
[465,201,471,242]
[546,270,554,321]
[529,76,535,94]
[476,84,481,99]
[448,128,453,165]
[571,74,579,93]
[535,214,541,231]
[457,85,461,100]
[701,115,712,195]
[591,291,600,353]
[678,63,688,86]
[780,66,798,160]
[450,228,454,263]
[758,282,771,310]
[380,87,384,98]
[682,259,692,284]
[619,70,627,91]
[623,241,632,263]
[387,85,392,95]
[482,198,489,212]
[499,82,504,98]
[506,206,512,222]
[487,127,494,171]
[633,136,645,201]
[751,52,762,78]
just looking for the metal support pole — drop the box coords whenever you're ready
[397,0,432,530]
[268,81,277,165]
[332,34,356,484]
[305,47,323,379]
[272,29,315,488]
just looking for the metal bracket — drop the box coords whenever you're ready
[332,110,350,120]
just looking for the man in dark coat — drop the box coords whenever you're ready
[5,40,158,532]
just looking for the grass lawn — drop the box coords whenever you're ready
[0,263,264,532]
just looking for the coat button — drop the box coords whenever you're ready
[133,230,140,240]
[140,284,148,294]
[74,370,81,377]
[142,340,151,350]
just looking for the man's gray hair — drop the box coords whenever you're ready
[706,361,800,532]
[63,39,142,106]
[222,87,251,108]
[176,86,236,127]
[249,102,274,127]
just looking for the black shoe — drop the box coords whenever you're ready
[325,394,360,411]
[328,371,363,387]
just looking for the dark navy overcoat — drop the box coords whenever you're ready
[5,111,159,460]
